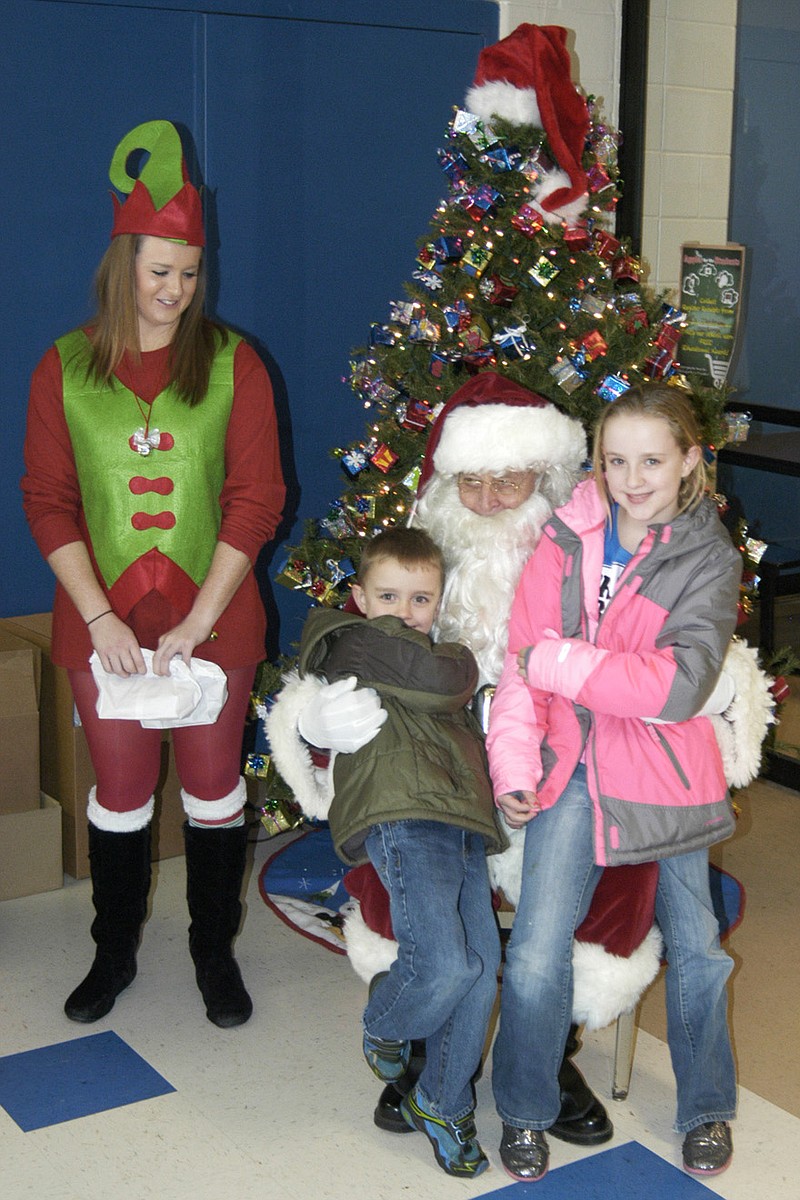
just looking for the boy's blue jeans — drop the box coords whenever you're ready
[364,820,501,1121]
[492,764,736,1134]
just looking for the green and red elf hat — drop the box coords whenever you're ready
[109,119,205,247]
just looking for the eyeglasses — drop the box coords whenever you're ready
[457,472,529,497]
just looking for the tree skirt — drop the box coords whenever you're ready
[258,823,745,955]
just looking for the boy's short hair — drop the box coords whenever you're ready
[356,527,445,585]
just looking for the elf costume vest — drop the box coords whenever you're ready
[59,328,239,618]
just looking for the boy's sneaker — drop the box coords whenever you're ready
[400,1086,489,1177]
[363,1030,411,1082]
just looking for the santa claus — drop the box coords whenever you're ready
[267,369,663,1147]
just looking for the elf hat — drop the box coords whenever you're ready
[464,23,589,214]
[417,370,586,495]
[109,120,205,246]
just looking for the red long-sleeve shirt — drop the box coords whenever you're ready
[22,335,286,670]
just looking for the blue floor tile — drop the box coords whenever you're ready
[0,1031,175,1131]
[480,1142,718,1198]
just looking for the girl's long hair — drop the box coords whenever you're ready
[85,234,226,405]
[592,382,707,515]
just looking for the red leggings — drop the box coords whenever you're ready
[69,665,256,812]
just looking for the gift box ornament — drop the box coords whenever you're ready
[416,244,439,272]
[458,183,503,221]
[480,273,519,306]
[462,346,496,369]
[403,464,422,492]
[275,558,312,590]
[325,557,356,586]
[725,411,752,443]
[412,268,443,291]
[460,243,491,278]
[622,305,649,334]
[370,323,396,346]
[549,356,588,394]
[493,321,534,359]
[259,796,305,838]
[612,255,640,284]
[437,148,468,185]
[661,304,687,327]
[431,235,464,262]
[389,300,416,326]
[593,230,621,262]
[528,255,562,287]
[461,317,492,351]
[429,348,460,377]
[450,108,497,149]
[511,202,545,237]
[519,146,554,185]
[578,330,608,361]
[341,446,370,477]
[480,145,523,172]
[744,536,768,565]
[399,397,432,431]
[307,576,339,605]
[587,163,614,196]
[370,443,400,473]
[443,299,471,331]
[596,373,629,402]
[346,494,377,528]
[408,316,441,343]
[563,224,592,251]
[319,502,355,539]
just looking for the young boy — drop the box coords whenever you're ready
[280,528,504,1178]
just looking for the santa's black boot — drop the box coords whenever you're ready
[184,821,253,1028]
[374,1041,427,1133]
[550,1023,613,1145]
[65,822,152,1022]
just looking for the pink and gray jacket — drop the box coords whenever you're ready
[486,479,742,866]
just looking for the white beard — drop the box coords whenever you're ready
[415,476,555,686]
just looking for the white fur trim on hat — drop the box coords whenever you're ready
[529,168,589,227]
[433,402,586,478]
[464,80,541,127]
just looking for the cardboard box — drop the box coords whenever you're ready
[0,793,63,901]
[0,629,41,814]
[0,614,186,879]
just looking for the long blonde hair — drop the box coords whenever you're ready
[86,234,226,405]
[592,382,707,515]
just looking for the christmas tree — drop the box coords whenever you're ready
[273,28,728,615]
[248,24,777,815]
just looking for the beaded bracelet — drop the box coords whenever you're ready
[86,609,113,626]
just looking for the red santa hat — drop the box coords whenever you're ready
[417,370,586,495]
[109,119,205,246]
[464,23,589,215]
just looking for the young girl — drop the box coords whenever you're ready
[486,383,741,1182]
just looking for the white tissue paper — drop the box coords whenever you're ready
[90,649,228,728]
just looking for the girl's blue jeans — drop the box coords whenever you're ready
[492,764,736,1134]
[364,820,501,1121]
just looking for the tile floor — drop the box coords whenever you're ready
[2,781,799,1200]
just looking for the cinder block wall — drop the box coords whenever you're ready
[496,0,737,296]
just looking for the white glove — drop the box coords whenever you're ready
[298,676,388,753]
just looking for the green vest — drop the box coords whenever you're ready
[59,329,238,591]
